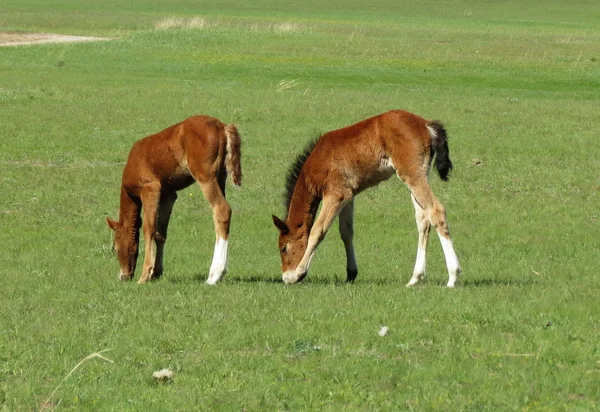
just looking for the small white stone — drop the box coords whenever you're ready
[152,368,174,381]
[378,326,389,337]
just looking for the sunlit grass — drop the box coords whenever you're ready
[0,0,599,410]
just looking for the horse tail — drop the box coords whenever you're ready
[426,120,453,182]
[224,124,242,186]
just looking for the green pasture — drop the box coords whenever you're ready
[1,0,599,410]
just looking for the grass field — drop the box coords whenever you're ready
[1,0,599,410]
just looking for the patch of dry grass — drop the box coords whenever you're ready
[0,32,110,47]
[272,21,303,33]
[246,21,310,34]
[155,16,213,30]
[276,79,300,91]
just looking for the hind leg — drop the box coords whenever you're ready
[339,198,358,282]
[153,191,177,279]
[406,179,461,287]
[198,175,232,285]
[407,193,431,286]
[186,143,233,285]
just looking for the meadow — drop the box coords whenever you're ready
[1,0,599,410]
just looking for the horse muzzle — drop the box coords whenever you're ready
[282,270,307,284]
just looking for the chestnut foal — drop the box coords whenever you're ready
[107,115,242,284]
[272,110,461,286]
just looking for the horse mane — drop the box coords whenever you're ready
[283,137,320,217]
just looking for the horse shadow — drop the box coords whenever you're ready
[460,277,540,287]
[164,272,539,287]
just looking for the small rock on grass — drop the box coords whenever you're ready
[152,368,174,381]
[378,326,389,337]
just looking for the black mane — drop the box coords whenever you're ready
[283,137,319,218]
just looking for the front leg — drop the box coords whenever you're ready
[138,184,161,284]
[407,193,430,286]
[284,193,350,284]
[153,192,177,279]
[339,199,358,282]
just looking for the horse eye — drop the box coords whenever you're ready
[280,245,287,253]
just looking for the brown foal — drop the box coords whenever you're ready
[272,110,461,286]
[107,115,242,284]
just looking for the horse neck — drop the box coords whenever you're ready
[118,187,141,235]
[286,174,319,237]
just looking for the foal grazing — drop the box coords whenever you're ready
[272,110,461,286]
[107,115,242,284]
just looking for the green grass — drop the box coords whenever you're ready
[1,1,599,410]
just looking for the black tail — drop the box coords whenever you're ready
[427,120,453,181]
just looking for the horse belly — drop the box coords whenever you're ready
[164,169,195,191]
[346,160,395,193]
[362,167,395,188]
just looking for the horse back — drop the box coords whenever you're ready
[121,115,226,195]
[303,110,432,194]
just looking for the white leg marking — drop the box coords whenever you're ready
[407,246,427,286]
[438,235,461,287]
[206,237,228,285]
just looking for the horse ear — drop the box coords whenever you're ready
[106,217,120,231]
[272,215,289,234]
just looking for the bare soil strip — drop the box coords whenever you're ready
[0,32,110,47]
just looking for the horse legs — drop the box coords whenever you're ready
[406,179,461,287]
[153,191,177,280]
[198,176,232,285]
[406,193,431,286]
[284,193,350,284]
[338,198,358,282]
[138,184,161,284]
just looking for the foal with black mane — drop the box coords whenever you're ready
[272,110,461,286]
[107,115,242,284]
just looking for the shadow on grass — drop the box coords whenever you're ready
[166,273,370,285]
[165,273,540,287]
[165,273,281,285]
[461,278,541,287]
[225,275,282,284]
[225,275,401,286]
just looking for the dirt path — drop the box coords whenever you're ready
[0,32,110,46]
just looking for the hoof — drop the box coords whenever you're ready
[346,269,358,283]
[150,268,164,280]
[406,274,425,287]
[206,267,226,285]
[205,276,220,285]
